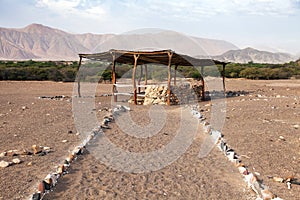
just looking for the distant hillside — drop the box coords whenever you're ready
[0,23,238,60]
[213,47,295,64]
[1,24,295,63]
[0,24,104,60]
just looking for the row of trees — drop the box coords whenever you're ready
[0,60,78,82]
[224,61,300,79]
[0,60,300,82]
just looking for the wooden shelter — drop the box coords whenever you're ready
[78,49,228,105]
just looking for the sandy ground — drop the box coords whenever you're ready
[222,79,300,200]
[0,81,80,200]
[0,79,299,199]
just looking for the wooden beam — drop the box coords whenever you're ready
[133,54,140,105]
[77,56,82,97]
[174,65,178,86]
[138,65,143,93]
[167,52,173,106]
[111,53,117,102]
[144,65,148,90]
[222,63,226,95]
[79,50,228,67]
[201,66,205,101]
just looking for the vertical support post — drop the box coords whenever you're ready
[167,51,173,106]
[77,56,82,97]
[138,65,143,93]
[201,66,205,101]
[133,54,139,105]
[144,64,148,89]
[111,53,117,102]
[174,65,178,86]
[222,63,226,96]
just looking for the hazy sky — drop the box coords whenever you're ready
[1,0,300,54]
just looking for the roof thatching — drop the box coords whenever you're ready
[79,49,227,66]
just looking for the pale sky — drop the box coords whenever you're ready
[0,0,300,55]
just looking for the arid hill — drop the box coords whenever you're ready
[0,23,238,60]
[0,24,296,63]
[213,47,295,64]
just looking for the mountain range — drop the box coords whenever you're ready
[0,23,296,63]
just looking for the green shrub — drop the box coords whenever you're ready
[0,59,300,81]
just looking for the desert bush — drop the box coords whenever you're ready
[1,59,300,81]
[0,60,77,81]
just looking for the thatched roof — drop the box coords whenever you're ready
[79,49,227,66]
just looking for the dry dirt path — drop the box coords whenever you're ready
[45,100,252,200]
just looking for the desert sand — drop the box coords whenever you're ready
[0,79,299,199]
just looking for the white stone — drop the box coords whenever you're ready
[43,146,51,151]
[62,140,68,143]
[0,160,10,168]
[153,99,161,104]
[254,172,260,176]
[226,151,236,162]
[122,105,131,111]
[261,189,274,200]
[287,182,291,189]
[12,158,22,164]
[238,166,247,174]
[0,152,6,157]
[279,136,285,140]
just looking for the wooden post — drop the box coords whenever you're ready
[138,65,143,93]
[174,65,178,86]
[77,56,82,97]
[167,51,173,106]
[144,65,148,90]
[222,63,226,95]
[111,53,117,102]
[201,66,205,101]
[133,54,139,105]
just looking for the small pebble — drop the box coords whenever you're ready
[279,136,285,141]
[43,146,51,151]
[287,182,291,189]
[254,172,260,176]
[273,177,284,183]
[62,140,68,143]
[0,152,7,157]
[0,160,10,168]
[12,158,22,164]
